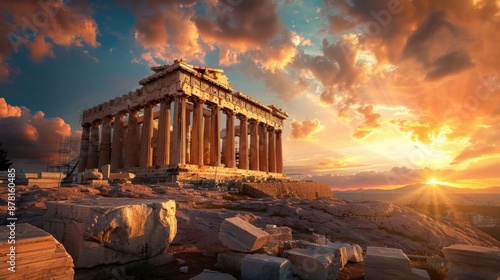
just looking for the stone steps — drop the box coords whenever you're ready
[0,223,74,280]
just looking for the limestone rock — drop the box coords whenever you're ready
[109,172,136,181]
[83,169,103,180]
[241,254,293,280]
[263,226,292,255]
[0,223,74,280]
[284,248,342,280]
[215,251,248,275]
[190,269,237,280]
[284,240,347,268]
[43,198,177,268]
[442,244,500,280]
[219,217,269,252]
[328,241,364,263]
[365,246,430,280]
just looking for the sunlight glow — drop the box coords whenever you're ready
[426,178,439,185]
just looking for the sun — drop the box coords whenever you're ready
[426,178,439,185]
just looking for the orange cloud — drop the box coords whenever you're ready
[27,36,54,62]
[288,118,324,141]
[352,105,381,139]
[0,98,80,170]
[0,0,99,79]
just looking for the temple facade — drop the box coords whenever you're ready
[79,59,288,182]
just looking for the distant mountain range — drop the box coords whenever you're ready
[335,184,500,206]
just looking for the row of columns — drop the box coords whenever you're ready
[79,95,283,173]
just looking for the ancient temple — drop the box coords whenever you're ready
[78,59,288,182]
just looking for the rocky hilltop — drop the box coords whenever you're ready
[2,183,498,260]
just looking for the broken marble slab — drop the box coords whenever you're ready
[0,223,74,280]
[365,246,430,280]
[215,251,248,275]
[442,244,500,280]
[284,248,342,280]
[241,254,293,280]
[283,240,347,268]
[43,198,177,268]
[219,217,269,253]
[263,225,292,256]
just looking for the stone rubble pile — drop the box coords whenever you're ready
[216,216,363,280]
[0,223,74,280]
[43,197,177,268]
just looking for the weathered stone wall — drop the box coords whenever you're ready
[243,181,333,199]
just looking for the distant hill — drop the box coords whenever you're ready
[335,184,500,206]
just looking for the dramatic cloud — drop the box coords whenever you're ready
[132,0,203,63]
[0,0,99,80]
[288,118,324,141]
[0,98,80,170]
[352,105,381,139]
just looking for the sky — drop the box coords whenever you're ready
[0,0,499,189]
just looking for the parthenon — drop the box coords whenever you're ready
[79,59,288,182]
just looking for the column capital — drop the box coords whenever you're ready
[189,96,206,105]
[222,108,234,116]
[208,102,220,109]
[259,122,268,128]
[236,114,248,121]
[143,102,155,108]
[267,126,275,132]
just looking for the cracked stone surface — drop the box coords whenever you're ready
[43,198,177,268]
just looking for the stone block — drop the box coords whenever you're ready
[43,198,177,268]
[190,269,237,280]
[263,226,293,256]
[329,241,364,263]
[215,251,248,275]
[312,233,327,245]
[109,172,136,181]
[83,169,103,180]
[219,217,269,253]
[365,247,429,280]
[0,223,74,280]
[101,164,111,180]
[283,240,347,268]
[442,244,500,280]
[283,248,342,280]
[241,254,293,280]
[39,172,66,179]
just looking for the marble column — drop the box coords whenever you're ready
[125,108,139,168]
[110,113,124,170]
[78,124,91,172]
[224,110,235,168]
[238,115,248,170]
[155,98,171,166]
[171,95,187,165]
[139,103,154,167]
[185,108,192,163]
[268,126,276,173]
[249,119,259,171]
[191,98,205,165]
[98,116,112,168]
[209,104,221,166]
[276,129,283,173]
[258,123,268,172]
[87,121,100,169]
[203,114,211,165]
